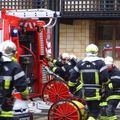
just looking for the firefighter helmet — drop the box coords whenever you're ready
[0,40,16,57]
[104,56,113,65]
[69,54,77,60]
[86,44,99,53]
[61,53,69,60]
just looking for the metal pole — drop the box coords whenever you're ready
[52,0,60,58]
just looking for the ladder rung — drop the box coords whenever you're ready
[5,9,60,18]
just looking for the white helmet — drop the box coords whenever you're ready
[0,40,16,57]
[104,56,113,65]
[69,54,77,60]
[61,53,69,60]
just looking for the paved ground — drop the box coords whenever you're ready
[34,115,47,120]
[33,110,120,120]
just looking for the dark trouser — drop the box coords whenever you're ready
[106,99,119,117]
[86,100,100,119]
[0,98,14,120]
[0,118,14,120]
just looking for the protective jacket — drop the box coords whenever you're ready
[0,55,28,104]
[100,65,120,120]
[52,58,77,81]
[68,56,108,101]
[52,59,64,67]
[106,65,120,101]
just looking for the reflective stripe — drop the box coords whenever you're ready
[76,83,83,92]
[108,83,113,89]
[3,76,12,80]
[96,88,100,100]
[80,69,98,73]
[0,111,13,117]
[107,115,117,120]
[61,66,66,72]
[52,67,57,72]
[14,71,25,80]
[100,66,107,72]
[53,59,57,64]
[4,80,11,89]
[95,72,99,84]
[85,96,101,101]
[107,95,120,101]
[99,116,108,120]
[4,66,9,71]
[84,84,101,87]
[84,87,100,89]
[111,76,120,79]
[0,76,12,80]
[80,72,83,83]
[11,56,18,63]
[74,66,79,72]
[114,90,120,92]
[99,102,108,106]
[68,81,76,87]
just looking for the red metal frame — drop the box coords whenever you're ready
[102,47,120,58]
[0,9,52,98]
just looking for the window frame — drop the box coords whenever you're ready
[96,21,120,59]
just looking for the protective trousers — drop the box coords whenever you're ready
[106,99,119,120]
[87,100,100,120]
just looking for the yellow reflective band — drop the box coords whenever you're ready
[4,80,10,89]
[76,83,83,92]
[99,102,108,106]
[107,95,120,101]
[85,96,101,101]
[52,67,57,72]
[80,72,83,83]
[68,81,76,87]
[53,59,57,64]
[11,56,18,63]
[21,88,29,96]
[96,88,100,99]
[108,83,113,89]
[0,111,13,117]
[107,115,117,120]
[99,116,109,120]
[95,72,99,84]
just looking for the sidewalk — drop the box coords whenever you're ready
[34,110,120,120]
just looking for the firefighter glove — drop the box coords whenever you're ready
[21,88,29,100]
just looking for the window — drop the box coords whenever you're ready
[97,23,120,59]
[98,25,113,40]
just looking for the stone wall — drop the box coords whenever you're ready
[59,20,120,67]
[59,20,91,59]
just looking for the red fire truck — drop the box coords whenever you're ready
[0,8,89,120]
[0,8,60,98]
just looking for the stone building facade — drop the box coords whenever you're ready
[59,20,120,67]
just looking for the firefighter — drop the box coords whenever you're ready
[68,44,109,120]
[47,52,70,68]
[0,52,29,120]
[0,40,17,62]
[100,56,120,120]
[52,54,77,81]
